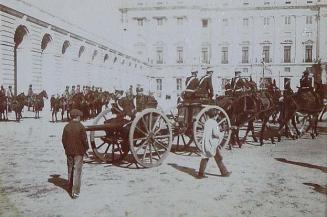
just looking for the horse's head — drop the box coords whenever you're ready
[41,90,48,99]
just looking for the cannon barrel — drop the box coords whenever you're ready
[85,124,111,132]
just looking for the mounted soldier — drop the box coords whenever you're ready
[6,86,13,112]
[70,85,76,96]
[27,84,34,111]
[76,85,81,94]
[196,68,214,100]
[299,70,312,93]
[181,68,199,101]
[231,71,245,96]
[64,86,70,99]
[0,85,5,96]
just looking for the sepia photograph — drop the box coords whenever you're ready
[0,0,326,216]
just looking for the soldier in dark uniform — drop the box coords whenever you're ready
[224,81,233,96]
[197,69,214,99]
[181,69,199,101]
[299,70,312,93]
[231,71,245,96]
[27,84,34,111]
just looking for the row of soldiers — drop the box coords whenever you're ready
[0,84,35,111]
[61,85,104,99]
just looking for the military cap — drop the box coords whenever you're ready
[70,109,83,118]
[303,70,309,75]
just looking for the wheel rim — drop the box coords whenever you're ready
[193,106,232,152]
[129,108,172,168]
[89,108,129,163]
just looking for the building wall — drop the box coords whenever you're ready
[120,0,327,103]
[0,3,150,96]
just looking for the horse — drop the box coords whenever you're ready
[11,93,25,121]
[278,86,323,139]
[34,90,48,119]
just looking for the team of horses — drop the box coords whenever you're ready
[216,80,327,149]
[0,90,48,121]
[50,91,113,122]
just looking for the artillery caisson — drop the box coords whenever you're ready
[85,97,173,168]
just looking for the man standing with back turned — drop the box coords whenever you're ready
[62,109,89,199]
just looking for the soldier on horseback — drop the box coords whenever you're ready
[197,68,214,100]
[27,84,34,111]
[299,70,312,93]
[6,86,13,112]
[64,86,70,99]
[231,71,244,96]
[180,69,199,101]
[70,85,76,96]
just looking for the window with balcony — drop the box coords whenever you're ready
[305,45,312,62]
[156,47,164,64]
[221,47,228,64]
[242,47,249,63]
[202,19,208,28]
[285,16,291,25]
[284,46,291,63]
[201,47,209,64]
[156,79,162,91]
[263,46,270,63]
[176,78,182,90]
[306,16,312,24]
[177,47,183,64]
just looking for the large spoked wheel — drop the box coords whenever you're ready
[89,108,129,163]
[193,106,232,152]
[129,108,173,168]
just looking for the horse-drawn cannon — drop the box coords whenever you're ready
[85,93,232,168]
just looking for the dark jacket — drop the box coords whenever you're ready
[62,120,89,156]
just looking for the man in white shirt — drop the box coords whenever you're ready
[198,109,231,178]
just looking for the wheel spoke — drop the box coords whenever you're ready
[133,136,148,141]
[96,142,106,149]
[155,140,168,150]
[149,112,153,132]
[154,135,170,140]
[136,142,148,153]
[152,142,161,159]
[142,144,148,160]
[104,144,110,154]
[149,143,153,163]
[217,117,227,126]
[151,114,160,132]
[135,125,148,137]
[141,117,149,133]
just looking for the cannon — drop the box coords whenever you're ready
[86,93,232,168]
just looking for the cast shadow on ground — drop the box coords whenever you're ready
[275,158,327,173]
[48,174,71,198]
[303,183,327,195]
[168,163,221,179]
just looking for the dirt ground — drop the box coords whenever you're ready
[0,108,326,217]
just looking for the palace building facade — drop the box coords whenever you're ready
[120,0,327,102]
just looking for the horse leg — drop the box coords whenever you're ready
[291,116,300,138]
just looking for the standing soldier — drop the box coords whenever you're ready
[27,84,34,111]
[6,86,13,112]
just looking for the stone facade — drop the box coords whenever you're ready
[120,0,327,103]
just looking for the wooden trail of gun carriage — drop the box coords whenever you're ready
[0,63,326,168]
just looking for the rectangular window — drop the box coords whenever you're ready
[263,46,270,63]
[221,47,228,64]
[305,45,312,62]
[156,79,162,91]
[285,1,291,4]
[176,78,182,90]
[284,67,290,72]
[284,46,291,63]
[264,17,270,25]
[177,17,184,25]
[201,47,209,64]
[202,19,208,28]
[243,18,249,26]
[157,18,164,26]
[177,47,183,64]
[264,1,270,5]
[223,18,229,26]
[156,47,163,64]
[137,18,144,26]
[242,46,249,63]
[285,16,291,24]
[306,16,312,24]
